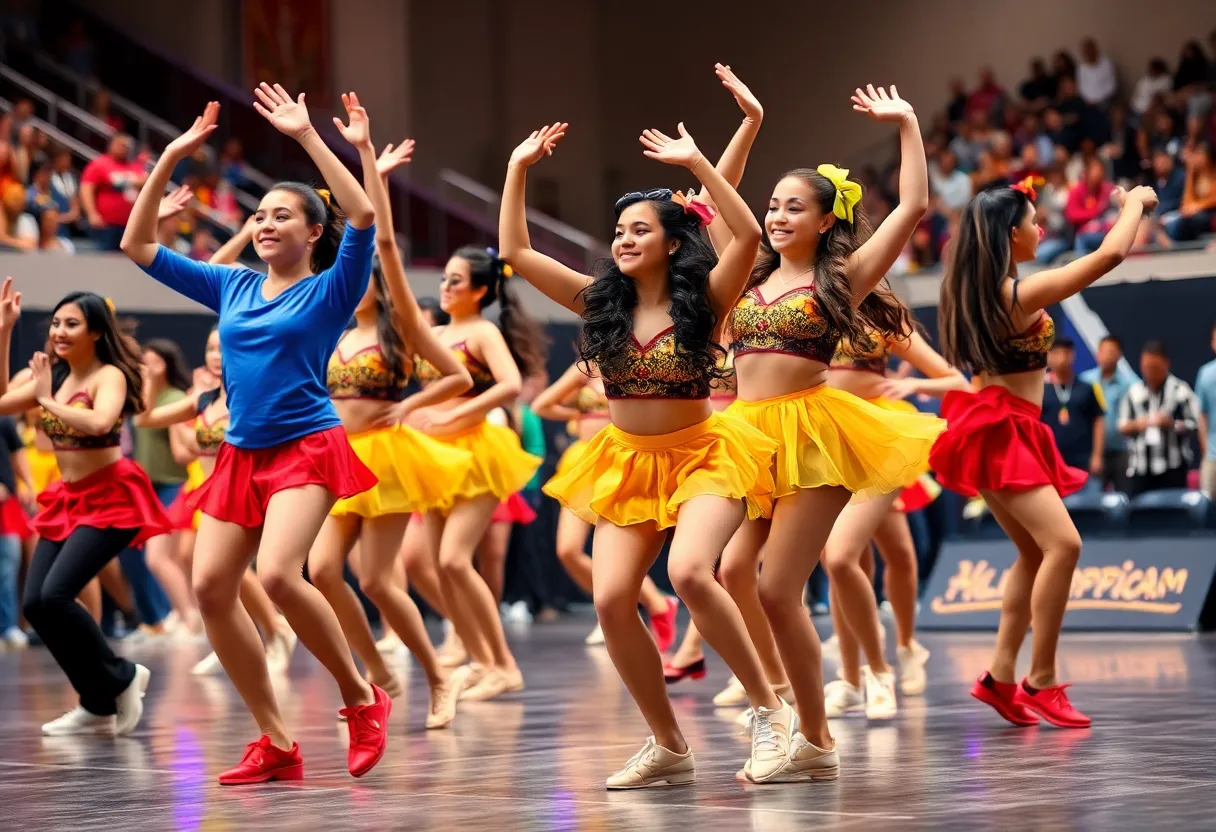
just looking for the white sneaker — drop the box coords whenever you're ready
[375,632,404,655]
[191,651,224,676]
[605,737,695,789]
[114,664,151,736]
[265,629,298,673]
[584,622,605,645]
[713,675,747,707]
[42,706,116,736]
[746,699,795,782]
[3,626,29,648]
[504,601,532,624]
[824,679,865,718]
[821,634,840,662]
[863,665,897,721]
[764,732,839,781]
[896,641,930,696]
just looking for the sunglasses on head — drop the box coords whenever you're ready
[614,188,673,213]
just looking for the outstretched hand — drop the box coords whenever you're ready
[0,277,21,331]
[377,139,416,177]
[165,101,219,161]
[157,185,194,221]
[508,123,568,169]
[333,91,372,149]
[640,123,704,170]
[253,82,313,139]
[851,84,914,123]
[715,64,762,122]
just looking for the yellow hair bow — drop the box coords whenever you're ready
[315,188,332,207]
[816,164,862,225]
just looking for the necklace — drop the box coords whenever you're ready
[778,265,814,286]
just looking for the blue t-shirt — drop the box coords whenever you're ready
[1080,365,1139,452]
[1196,358,1216,462]
[139,223,375,448]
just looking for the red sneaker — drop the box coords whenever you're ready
[1014,680,1091,728]
[218,735,304,785]
[649,597,679,654]
[970,672,1039,727]
[341,684,391,778]
[663,657,707,684]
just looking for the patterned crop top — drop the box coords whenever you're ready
[327,340,411,402]
[194,389,228,457]
[831,329,889,375]
[986,312,1055,375]
[415,341,496,396]
[575,382,610,418]
[730,285,839,366]
[38,391,124,451]
[599,326,711,400]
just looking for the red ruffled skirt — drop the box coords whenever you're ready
[930,386,1088,498]
[31,458,173,547]
[189,426,377,528]
[166,486,198,531]
[0,498,32,540]
[491,492,537,525]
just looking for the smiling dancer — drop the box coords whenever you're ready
[308,100,468,730]
[0,283,164,737]
[933,178,1157,729]
[532,361,678,649]
[123,90,391,784]
[501,109,797,788]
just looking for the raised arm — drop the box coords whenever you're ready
[698,64,763,254]
[1012,186,1158,314]
[532,362,589,422]
[31,357,126,436]
[882,331,968,399]
[132,388,199,428]
[499,124,593,314]
[399,325,473,419]
[0,278,22,398]
[210,214,256,266]
[253,83,373,229]
[640,123,762,317]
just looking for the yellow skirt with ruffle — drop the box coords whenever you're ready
[332,425,476,517]
[427,421,542,508]
[551,438,591,482]
[28,448,60,496]
[726,385,945,503]
[543,411,777,530]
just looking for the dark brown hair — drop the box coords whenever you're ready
[267,182,346,272]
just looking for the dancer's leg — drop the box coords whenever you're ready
[718,518,787,686]
[475,521,511,605]
[873,510,918,649]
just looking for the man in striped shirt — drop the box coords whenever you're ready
[1118,341,1201,497]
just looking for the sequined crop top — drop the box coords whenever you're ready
[415,341,496,396]
[38,392,124,451]
[730,285,839,366]
[987,312,1055,375]
[831,329,889,375]
[599,326,711,400]
[575,382,610,418]
[327,340,411,402]
[194,389,228,457]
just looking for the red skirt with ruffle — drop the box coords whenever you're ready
[491,492,537,525]
[166,485,198,531]
[32,458,173,547]
[930,386,1088,498]
[0,498,32,539]
[189,426,377,528]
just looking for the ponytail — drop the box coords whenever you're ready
[453,245,549,378]
[267,181,347,272]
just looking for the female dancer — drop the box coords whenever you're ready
[409,244,546,702]
[702,83,941,782]
[933,178,1157,728]
[502,115,794,787]
[532,361,678,649]
[477,400,541,608]
[308,112,469,730]
[0,284,165,736]
[123,90,390,784]
[820,326,965,719]
[134,328,297,676]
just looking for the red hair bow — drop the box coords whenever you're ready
[1011,175,1044,201]
[671,190,717,228]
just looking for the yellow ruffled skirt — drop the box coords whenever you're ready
[543,411,777,530]
[331,425,476,517]
[551,438,591,482]
[427,421,542,507]
[726,385,945,503]
[29,448,60,496]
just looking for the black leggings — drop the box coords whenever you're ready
[23,527,139,715]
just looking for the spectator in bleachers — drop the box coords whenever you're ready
[218,138,251,192]
[0,181,36,252]
[929,148,971,214]
[949,112,990,173]
[1081,335,1139,493]
[1052,50,1078,87]
[1119,341,1200,496]
[1131,59,1175,120]
[1041,337,1106,486]
[1035,165,1073,263]
[968,67,1006,120]
[1019,57,1056,111]
[1067,156,1117,253]
[5,98,34,145]
[1173,41,1211,99]
[0,142,16,195]
[1101,104,1141,182]
[1196,322,1216,497]
[1136,147,1185,249]
[945,78,968,125]
[80,133,146,250]
[47,147,80,230]
[58,19,96,79]
[1166,141,1216,241]
[89,88,124,135]
[1014,111,1055,168]
[1053,75,1089,152]
[1077,38,1118,108]
[11,123,48,184]
[1138,108,1182,161]
[971,132,1014,189]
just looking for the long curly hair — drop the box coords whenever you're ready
[453,246,548,378]
[741,167,911,344]
[577,194,727,384]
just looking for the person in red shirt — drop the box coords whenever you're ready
[1065,157,1116,254]
[80,135,146,250]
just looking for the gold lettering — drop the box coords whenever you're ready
[1158,568,1188,598]
[1138,567,1159,600]
[1121,569,1144,601]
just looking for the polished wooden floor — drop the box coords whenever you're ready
[1,613,1214,831]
